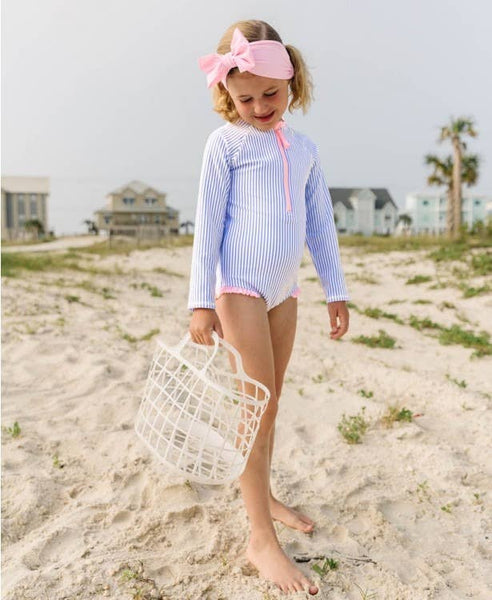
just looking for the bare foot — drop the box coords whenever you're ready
[246,535,318,595]
[270,497,315,533]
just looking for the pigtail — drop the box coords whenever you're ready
[285,44,313,114]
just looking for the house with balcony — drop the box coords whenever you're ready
[329,188,398,235]
[1,176,50,241]
[94,180,179,238]
[405,191,489,234]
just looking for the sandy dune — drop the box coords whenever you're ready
[2,241,491,599]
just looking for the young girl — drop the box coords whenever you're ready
[188,20,349,596]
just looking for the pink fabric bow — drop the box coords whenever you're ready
[199,28,294,89]
[199,28,256,89]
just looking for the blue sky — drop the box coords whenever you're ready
[2,0,491,234]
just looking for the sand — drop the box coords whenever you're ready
[1,240,491,599]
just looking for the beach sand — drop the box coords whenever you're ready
[2,241,491,599]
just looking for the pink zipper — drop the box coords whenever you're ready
[274,121,291,212]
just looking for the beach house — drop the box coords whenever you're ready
[405,191,489,235]
[94,180,179,238]
[1,176,50,241]
[329,188,398,235]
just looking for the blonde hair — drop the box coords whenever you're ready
[211,20,313,123]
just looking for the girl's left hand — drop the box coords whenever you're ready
[327,301,349,340]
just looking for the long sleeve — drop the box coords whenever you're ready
[188,129,231,310]
[305,145,349,302]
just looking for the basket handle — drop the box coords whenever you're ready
[174,331,248,377]
[174,331,221,373]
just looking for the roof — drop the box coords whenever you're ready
[329,187,397,210]
[1,176,50,193]
[108,180,165,196]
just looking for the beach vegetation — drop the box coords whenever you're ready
[406,274,432,285]
[354,583,378,600]
[413,299,432,304]
[81,234,194,256]
[381,405,413,428]
[473,492,483,505]
[3,421,21,438]
[311,556,339,577]
[408,315,441,331]
[140,282,163,297]
[439,301,456,310]
[361,307,404,324]
[298,387,304,396]
[439,325,492,357]
[441,504,452,513]
[312,373,324,383]
[446,374,467,388]
[408,315,491,356]
[52,453,65,469]
[139,329,160,342]
[64,294,81,303]
[358,389,373,399]
[415,480,431,503]
[349,273,380,285]
[459,283,490,298]
[337,407,369,444]
[352,330,397,349]
[152,266,184,277]
[1,251,114,277]
[119,327,160,344]
[388,299,405,305]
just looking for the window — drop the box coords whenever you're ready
[422,200,429,206]
[104,215,112,224]
[474,200,481,206]
[145,197,157,205]
[154,215,160,223]
[30,195,37,216]
[122,197,135,205]
[18,196,25,215]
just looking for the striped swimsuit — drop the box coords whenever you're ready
[188,119,349,311]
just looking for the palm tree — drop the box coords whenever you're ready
[424,153,479,238]
[438,117,478,237]
[180,220,194,235]
[424,154,453,235]
[83,219,99,235]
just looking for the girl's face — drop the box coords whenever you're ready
[226,72,289,131]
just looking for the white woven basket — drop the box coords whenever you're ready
[134,331,270,485]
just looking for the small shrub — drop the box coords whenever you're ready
[406,274,432,285]
[408,315,442,331]
[439,325,492,357]
[471,252,492,275]
[312,557,339,577]
[337,407,369,444]
[381,405,413,428]
[3,421,21,438]
[460,283,490,298]
[353,330,397,349]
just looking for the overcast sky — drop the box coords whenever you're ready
[2,0,491,234]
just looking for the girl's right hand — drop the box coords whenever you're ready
[189,308,224,345]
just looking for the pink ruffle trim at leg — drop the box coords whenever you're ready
[291,286,301,298]
[216,286,261,299]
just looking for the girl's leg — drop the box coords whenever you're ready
[216,294,318,595]
[266,298,315,533]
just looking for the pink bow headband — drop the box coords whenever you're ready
[199,27,294,89]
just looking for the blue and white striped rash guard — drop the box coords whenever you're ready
[188,119,349,311]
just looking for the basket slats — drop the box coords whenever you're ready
[135,332,270,484]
